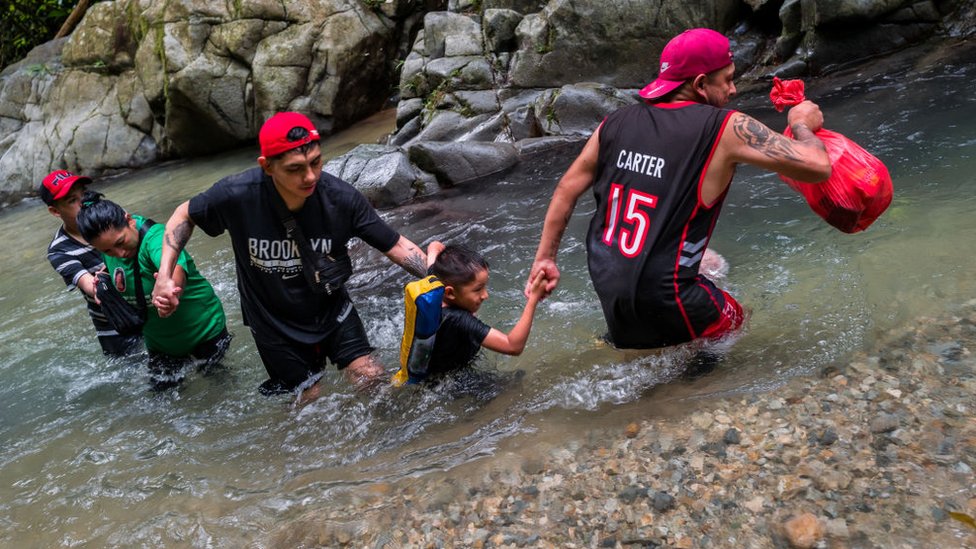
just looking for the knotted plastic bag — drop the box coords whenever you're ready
[769,77,893,233]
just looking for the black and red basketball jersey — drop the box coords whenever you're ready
[586,101,735,348]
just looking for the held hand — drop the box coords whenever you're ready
[91,269,107,306]
[526,259,560,299]
[151,272,183,318]
[526,269,549,302]
[787,100,824,134]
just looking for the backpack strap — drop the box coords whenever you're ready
[267,180,345,295]
[130,218,156,314]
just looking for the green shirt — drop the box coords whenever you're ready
[102,215,226,356]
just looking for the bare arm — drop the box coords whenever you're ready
[383,235,428,278]
[482,271,547,355]
[722,101,831,183]
[527,127,601,296]
[151,200,195,317]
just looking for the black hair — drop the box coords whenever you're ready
[267,126,318,162]
[429,245,489,288]
[76,192,128,242]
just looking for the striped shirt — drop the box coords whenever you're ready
[46,227,119,338]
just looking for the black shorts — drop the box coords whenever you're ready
[253,302,374,394]
[98,333,142,357]
[147,328,233,389]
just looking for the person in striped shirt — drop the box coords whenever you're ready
[41,170,142,356]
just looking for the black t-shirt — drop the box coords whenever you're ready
[427,306,491,376]
[188,167,400,344]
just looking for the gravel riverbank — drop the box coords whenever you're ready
[271,301,976,548]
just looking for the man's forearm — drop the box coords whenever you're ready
[535,192,575,263]
[159,201,194,279]
[386,236,427,278]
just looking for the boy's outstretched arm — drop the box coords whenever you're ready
[481,271,547,356]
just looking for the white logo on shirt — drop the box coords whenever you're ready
[247,237,332,273]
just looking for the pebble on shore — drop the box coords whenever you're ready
[269,302,976,548]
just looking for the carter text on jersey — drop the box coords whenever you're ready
[616,149,665,178]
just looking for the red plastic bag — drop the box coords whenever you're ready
[769,77,893,233]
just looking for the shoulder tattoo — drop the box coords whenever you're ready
[732,115,803,162]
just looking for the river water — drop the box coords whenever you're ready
[1,56,975,546]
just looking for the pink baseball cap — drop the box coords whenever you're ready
[259,112,321,158]
[639,28,734,100]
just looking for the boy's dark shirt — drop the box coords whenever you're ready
[427,306,490,376]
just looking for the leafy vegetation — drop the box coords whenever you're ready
[1,1,96,70]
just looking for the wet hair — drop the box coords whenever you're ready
[76,192,128,242]
[267,126,319,163]
[429,245,489,288]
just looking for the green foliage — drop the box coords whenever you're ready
[543,89,561,130]
[535,26,557,55]
[0,1,97,70]
[26,63,53,76]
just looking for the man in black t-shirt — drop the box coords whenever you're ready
[527,28,832,349]
[151,112,430,397]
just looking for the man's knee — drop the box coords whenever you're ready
[343,354,384,383]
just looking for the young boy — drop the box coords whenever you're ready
[40,170,141,356]
[422,242,547,378]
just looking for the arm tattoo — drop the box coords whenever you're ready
[165,220,193,253]
[401,251,427,278]
[732,115,803,162]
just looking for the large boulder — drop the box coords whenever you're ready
[0,0,426,203]
[508,0,740,89]
[325,144,438,208]
[0,38,150,202]
[406,141,519,187]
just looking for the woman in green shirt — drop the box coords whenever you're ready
[77,193,230,389]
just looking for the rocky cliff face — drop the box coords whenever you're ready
[1,0,973,206]
[0,0,425,204]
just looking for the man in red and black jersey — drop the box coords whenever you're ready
[527,28,832,349]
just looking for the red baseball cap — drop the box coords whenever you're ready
[639,28,734,100]
[259,112,321,158]
[40,170,91,204]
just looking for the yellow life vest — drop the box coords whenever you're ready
[392,275,444,386]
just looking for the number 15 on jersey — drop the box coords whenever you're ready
[601,183,658,258]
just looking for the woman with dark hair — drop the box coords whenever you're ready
[77,193,230,389]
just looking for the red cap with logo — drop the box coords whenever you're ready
[639,28,734,100]
[259,112,321,158]
[40,170,91,204]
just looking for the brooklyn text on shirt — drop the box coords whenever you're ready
[616,149,666,179]
[247,237,332,271]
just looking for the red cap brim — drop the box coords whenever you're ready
[638,78,684,100]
